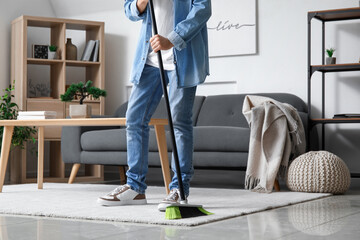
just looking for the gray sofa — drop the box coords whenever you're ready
[61,93,312,182]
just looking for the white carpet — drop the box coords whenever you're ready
[0,183,331,226]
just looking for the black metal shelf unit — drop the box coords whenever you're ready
[308,7,360,178]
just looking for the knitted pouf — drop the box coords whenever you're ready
[286,151,351,194]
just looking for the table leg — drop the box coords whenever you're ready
[154,125,171,194]
[0,126,14,193]
[38,127,44,189]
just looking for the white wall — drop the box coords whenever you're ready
[0,0,56,92]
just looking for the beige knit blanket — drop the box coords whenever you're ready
[242,95,306,193]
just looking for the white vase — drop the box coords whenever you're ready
[69,104,91,118]
[48,51,57,60]
[326,57,336,65]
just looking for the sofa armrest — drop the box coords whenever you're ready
[61,115,123,164]
[61,126,83,164]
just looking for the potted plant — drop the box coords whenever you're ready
[60,80,106,118]
[325,47,336,65]
[0,83,37,151]
[48,45,57,60]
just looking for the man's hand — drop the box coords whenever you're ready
[150,34,174,53]
[136,0,148,14]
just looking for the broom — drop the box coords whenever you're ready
[148,0,213,220]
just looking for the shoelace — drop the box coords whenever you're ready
[109,185,128,195]
[165,189,179,201]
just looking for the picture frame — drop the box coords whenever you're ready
[207,0,257,57]
[32,44,49,59]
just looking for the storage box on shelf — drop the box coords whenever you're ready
[10,15,105,183]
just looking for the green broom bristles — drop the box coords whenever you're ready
[165,206,213,220]
[165,206,182,220]
[197,207,213,215]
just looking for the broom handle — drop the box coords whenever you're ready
[148,0,186,202]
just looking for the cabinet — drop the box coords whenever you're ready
[307,7,360,178]
[10,15,105,183]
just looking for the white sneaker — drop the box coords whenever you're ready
[158,188,180,212]
[97,185,147,206]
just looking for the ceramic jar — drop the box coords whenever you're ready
[66,38,77,60]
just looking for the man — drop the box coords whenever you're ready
[98,0,211,211]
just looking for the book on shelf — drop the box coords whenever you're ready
[333,113,360,119]
[81,40,96,61]
[17,115,56,120]
[80,40,100,61]
[18,111,57,116]
[92,40,100,62]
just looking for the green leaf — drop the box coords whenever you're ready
[0,83,37,151]
[60,80,106,103]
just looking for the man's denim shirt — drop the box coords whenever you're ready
[124,0,211,88]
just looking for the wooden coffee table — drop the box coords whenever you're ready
[0,118,171,193]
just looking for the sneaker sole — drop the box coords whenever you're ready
[97,198,147,206]
[158,202,171,212]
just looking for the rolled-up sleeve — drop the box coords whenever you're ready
[167,31,187,51]
[124,0,147,22]
[169,0,211,51]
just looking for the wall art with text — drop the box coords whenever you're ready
[207,0,257,57]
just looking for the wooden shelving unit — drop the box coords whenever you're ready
[10,15,105,184]
[308,7,360,178]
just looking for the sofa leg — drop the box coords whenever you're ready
[68,164,81,184]
[119,166,127,185]
[274,179,280,191]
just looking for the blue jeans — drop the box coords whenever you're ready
[125,64,196,196]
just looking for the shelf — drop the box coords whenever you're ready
[67,99,101,103]
[66,60,100,67]
[27,59,101,67]
[309,7,360,22]
[311,63,360,74]
[27,98,59,101]
[27,58,63,65]
[11,15,105,184]
[308,8,360,178]
[27,98,101,103]
[13,15,104,30]
[311,118,360,125]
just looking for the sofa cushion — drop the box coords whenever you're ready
[194,126,250,152]
[151,96,205,126]
[148,126,250,152]
[82,128,173,152]
[196,95,248,128]
[81,151,128,165]
[196,93,307,128]
[81,129,127,151]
